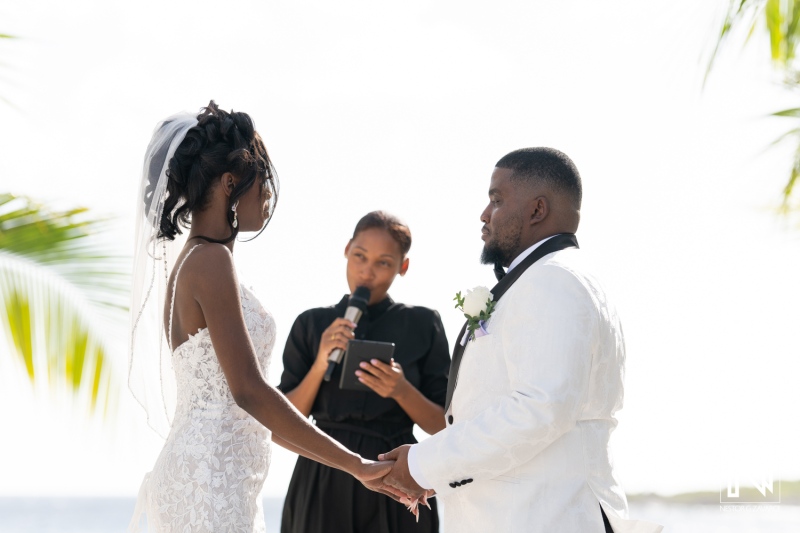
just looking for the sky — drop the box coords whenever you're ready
[1,0,799,501]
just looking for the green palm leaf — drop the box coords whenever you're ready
[771,107,800,117]
[707,0,800,208]
[0,31,18,109]
[0,194,128,414]
[709,0,797,69]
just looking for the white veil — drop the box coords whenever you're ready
[128,113,198,438]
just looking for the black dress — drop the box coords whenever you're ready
[278,295,450,533]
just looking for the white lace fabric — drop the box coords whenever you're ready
[130,247,276,532]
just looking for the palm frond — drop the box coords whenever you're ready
[0,194,128,415]
[0,252,114,412]
[779,144,800,211]
[705,0,800,79]
[767,109,800,205]
[0,194,129,313]
[771,107,800,117]
[705,0,764,83]
[767,126,800,146]
[707,0,800,209]
[0,32,17,108]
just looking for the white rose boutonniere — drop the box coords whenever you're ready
[454,286,496,345]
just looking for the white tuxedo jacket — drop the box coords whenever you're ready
[413,248,662,533]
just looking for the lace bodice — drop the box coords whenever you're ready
[130,246,276,533]
[171,283,275,418]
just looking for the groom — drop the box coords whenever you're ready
[380,148,662,532]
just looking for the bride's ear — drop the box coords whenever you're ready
[221,172,238,197]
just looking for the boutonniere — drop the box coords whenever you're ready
[454,286,496,344]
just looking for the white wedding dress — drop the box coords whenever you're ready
[130,246,276,532]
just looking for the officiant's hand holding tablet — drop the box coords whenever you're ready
[340,339,395,393]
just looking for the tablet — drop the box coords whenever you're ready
[338,339,396,392]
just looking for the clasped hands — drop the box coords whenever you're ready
[360,444,434,520]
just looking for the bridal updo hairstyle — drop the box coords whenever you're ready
[158,100,276,243]
[351,211,412,256]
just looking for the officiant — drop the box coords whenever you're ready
[277,210,450,533]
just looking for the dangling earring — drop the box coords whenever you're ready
[231,201,239,229]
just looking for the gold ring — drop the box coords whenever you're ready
[330,333,336,341]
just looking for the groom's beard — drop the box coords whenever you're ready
[480,224,521,267]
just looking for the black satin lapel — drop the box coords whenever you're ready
[444,322,468,411]
[444,233,579,412]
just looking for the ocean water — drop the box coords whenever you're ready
[0,498,798,532]
[0,497,285,532]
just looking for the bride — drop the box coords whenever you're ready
[128,101,397,532]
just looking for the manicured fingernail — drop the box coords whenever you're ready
[358,377,363,382]
[355,370,362,376]
[359,362,367,368]
[371,359,378,364]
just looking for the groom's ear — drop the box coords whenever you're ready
[529,196,549,226]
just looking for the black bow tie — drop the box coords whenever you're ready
[493,263,506,281]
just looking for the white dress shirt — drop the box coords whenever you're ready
[506,234,557,273]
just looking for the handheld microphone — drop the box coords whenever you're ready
[323,286,371,382]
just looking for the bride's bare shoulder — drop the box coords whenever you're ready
[181,243,237,284]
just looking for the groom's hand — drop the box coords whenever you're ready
[379,445,426,498]
[360,475,413,503]
[354,459,415,503]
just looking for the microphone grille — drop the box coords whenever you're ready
[351,286,371,307]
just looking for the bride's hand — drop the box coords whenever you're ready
[352,457,391,481]
[353,459,412,503]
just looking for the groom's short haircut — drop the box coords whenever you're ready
[496,147,582,208]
